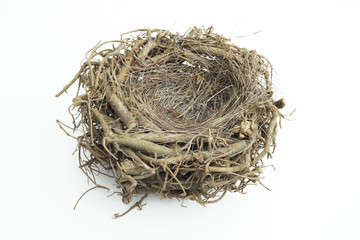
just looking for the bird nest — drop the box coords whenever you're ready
[57,27,284,217]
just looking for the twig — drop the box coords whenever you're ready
[113,194,149,218]
[73,185,109,210]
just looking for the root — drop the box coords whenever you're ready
[113,194,149,218]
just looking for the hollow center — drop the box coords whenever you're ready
[129,60,239,127]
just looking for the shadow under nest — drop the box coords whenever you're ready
[57,27,284,217]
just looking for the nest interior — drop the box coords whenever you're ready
[57,27,284,216]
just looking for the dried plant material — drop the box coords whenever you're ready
[56,27,284,217]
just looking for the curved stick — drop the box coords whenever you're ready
[136,139,250,166]
[112,134,175,156]
[253,109,279,164]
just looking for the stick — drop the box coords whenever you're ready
[136,140,249,166]
[121,147,155,173]
[56,64,86,97]
[112,134,175,156]
[254,110,279,163]
[137,152,192,165]
[105,88,135,127]
[133,133,191,143]
[113,194,148,218]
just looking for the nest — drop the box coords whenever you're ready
[57,27,284,216]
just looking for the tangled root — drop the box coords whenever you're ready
[57,27,284,216]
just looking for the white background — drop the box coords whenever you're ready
[1,0,359,239]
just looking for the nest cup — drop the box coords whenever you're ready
[57,27,284,216]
